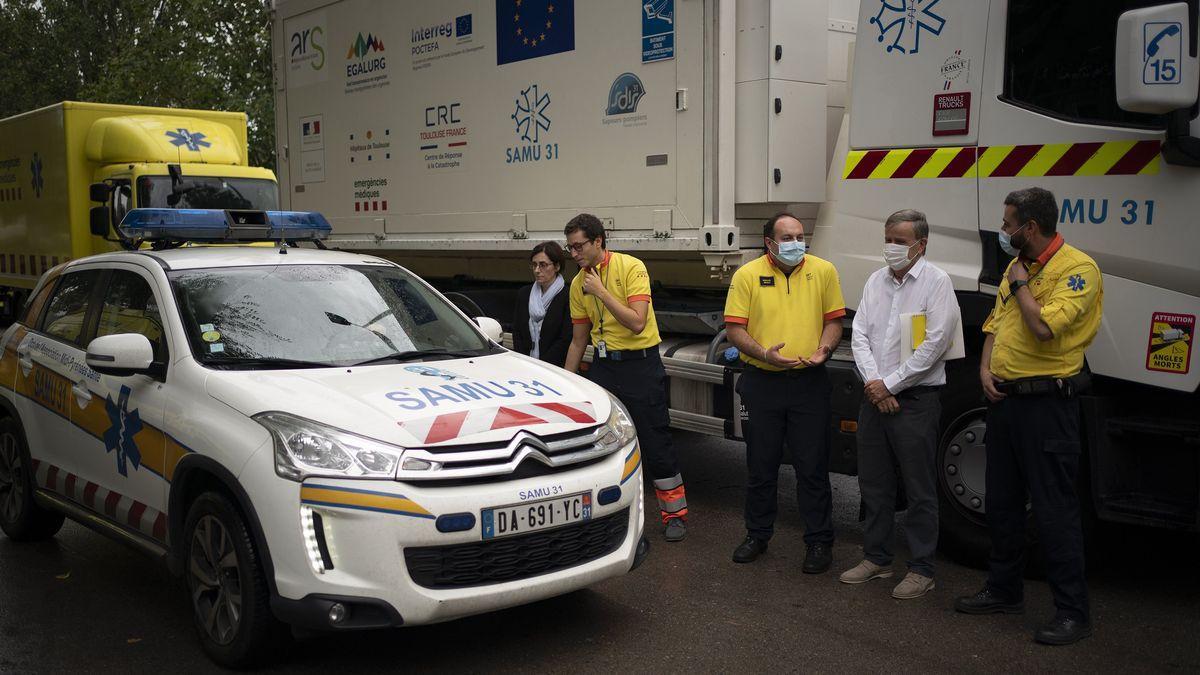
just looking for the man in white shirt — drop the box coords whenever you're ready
[841,209,960,599]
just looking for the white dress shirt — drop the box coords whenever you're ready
[851,257,961,394]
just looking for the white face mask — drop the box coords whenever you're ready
[883,242,917,271]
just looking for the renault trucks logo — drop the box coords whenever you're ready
[606,73,645,115]
[348,32,385,59]
[104,385,143,478]
[870,0,945,55]
[29,153,43,197]
[165,129,212,152]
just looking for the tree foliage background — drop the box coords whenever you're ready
[0,0,275,170]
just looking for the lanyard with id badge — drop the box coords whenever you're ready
[590,264,611,358]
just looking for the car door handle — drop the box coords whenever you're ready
[71,382,93,406]
[16,350,33,374]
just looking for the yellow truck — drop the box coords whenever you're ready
[0,101,278,320]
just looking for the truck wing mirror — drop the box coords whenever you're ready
[1115,3,1198,114]
[90,205,111,237]
[89,182,110,203]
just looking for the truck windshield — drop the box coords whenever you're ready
[138,176,279,211]
[169,264,497,369]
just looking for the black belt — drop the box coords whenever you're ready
[897,385,942,399]
[995,372,1090,398]
[597,347,649,361]
[745,363,825,378]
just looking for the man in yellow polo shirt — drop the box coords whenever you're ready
[955,187,1102,647]
[723,212,845,572]
[563,213,688,543]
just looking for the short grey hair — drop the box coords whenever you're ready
[884,209,929,240]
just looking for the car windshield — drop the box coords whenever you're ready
[169,264,496,368]
[138,176,279,210]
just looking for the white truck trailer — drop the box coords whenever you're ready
[272,0,1200,562]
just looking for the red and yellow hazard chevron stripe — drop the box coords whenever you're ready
[843,140,1162,180]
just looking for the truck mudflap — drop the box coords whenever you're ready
[826,357,864,477]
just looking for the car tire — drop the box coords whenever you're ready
[183,491,290,668]
[0,417,65,541]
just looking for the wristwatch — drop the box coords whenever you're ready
[1010,279,1030,292]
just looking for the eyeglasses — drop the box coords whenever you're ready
[564,240,593,253]
[529,262,555,271]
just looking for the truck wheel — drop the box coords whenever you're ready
[184,492,289,667]
[0,417,65,541]
[935,408,993,567]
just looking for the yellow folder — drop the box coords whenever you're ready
[901,312,965,361]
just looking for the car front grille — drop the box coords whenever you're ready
[397,425,611,484]
[403,508,629,589]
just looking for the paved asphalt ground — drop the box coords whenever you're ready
[2,431,1198,673]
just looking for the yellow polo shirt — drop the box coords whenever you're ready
[569,250,661,351]
[724,254,847,370]
[983,235,1103,380]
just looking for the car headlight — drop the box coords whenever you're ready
[595,394,637,453]
[256,411,404,481]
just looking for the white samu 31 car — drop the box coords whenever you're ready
[0,209,648,667]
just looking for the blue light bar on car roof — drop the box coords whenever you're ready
[118,208,332,242]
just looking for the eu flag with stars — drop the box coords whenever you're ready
[496,0,575,65]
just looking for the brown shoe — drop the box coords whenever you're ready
[838,560,893,584]
[891,572,935,599]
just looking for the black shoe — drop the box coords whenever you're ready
[802,542,832,574]
[732,536,768,563]
[954,587,1025,615]
[1035,615,1093,646]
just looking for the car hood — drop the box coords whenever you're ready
[204,352,611,447]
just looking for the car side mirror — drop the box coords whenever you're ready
[90,206,111,237]
[89,182,110,203]
[473,316,503,343]
[86,334,155,377]
[1116,3,1198,113]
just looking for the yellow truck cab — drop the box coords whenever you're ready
[0,101,278,320]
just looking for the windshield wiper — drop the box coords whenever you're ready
[207,357,334,370]
[351,348,487,367]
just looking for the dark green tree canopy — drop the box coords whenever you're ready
[0,0,275,170]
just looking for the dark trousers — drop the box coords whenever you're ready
[738,365,834,545]
[985,393,1089,622]
[587,351,679,481]
[857,389,941,577]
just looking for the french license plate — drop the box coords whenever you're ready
[480,492,592,540]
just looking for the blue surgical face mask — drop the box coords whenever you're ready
[998,224,1027,257]
[771,238,806,266]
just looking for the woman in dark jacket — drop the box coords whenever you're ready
[512,242,572,368]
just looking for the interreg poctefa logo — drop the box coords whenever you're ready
[870,0,946,56]
[165,128,212,152]
[29,152,43,198]
[290,24,326,71]
[606,73,646,115]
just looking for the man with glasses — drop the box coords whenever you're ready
[723,213,845,572]
[563,213,688,542]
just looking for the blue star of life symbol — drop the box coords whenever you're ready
[512,84,551,143]
[103,385,143,477]
[870,0,945,55]
[1067,274,1086,292]
[165,128,212,152]
[30,152,44,197]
